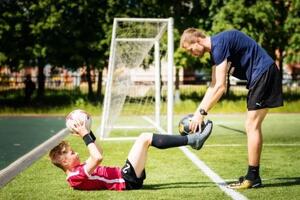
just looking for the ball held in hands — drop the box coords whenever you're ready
[66,109,92,134]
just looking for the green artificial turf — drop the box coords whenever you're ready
[1,114,299,200]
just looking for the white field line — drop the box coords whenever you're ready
[179,146,248,200]
[0,128,69,188]
[142,116,166,134]
[142,116,248,200]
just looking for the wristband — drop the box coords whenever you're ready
[83,133,95,146]
[89,131,96,141]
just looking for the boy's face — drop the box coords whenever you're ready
[184,41,205,57]
[63,147,81,169]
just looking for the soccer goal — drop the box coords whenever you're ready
[98,18,174,138]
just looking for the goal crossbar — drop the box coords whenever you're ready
[116,38,157,42]
[114,18,172,22]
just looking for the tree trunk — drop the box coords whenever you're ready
[96,69,103,100]
[86,64,94,100]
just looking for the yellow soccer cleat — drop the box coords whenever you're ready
[228,176,262,189]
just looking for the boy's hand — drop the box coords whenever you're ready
[189,112,205,133]
[69,119,89,137]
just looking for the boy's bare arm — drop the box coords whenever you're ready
[84,143,103,175]
[198,59,227,112]
[190,60,227,132]
[70,120,103,175]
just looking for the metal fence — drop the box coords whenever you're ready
[0,74,99,91]
[1,74,300,95]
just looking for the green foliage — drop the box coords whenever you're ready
[25,0,109,69]
[0,1,33,69]
[0,52,7,63]
[212,0,300,64]
[284,0,300,63]
[174,48,190,68]
[1,0,300,99]
[212,0,276,53]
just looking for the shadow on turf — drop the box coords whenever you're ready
[262,177,300,188]
[142,181,215,190]
[217,124,246,135]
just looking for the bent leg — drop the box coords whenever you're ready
[245,108,268,166]
[127,132,153,178]
[127,132,189,177]
[127,133,188,177]
[127,121,213,178]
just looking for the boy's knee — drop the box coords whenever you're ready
[245,119,261,133]
[138,132,153,146]
[245,119,251,131]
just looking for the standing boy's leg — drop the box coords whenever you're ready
[229,108,268,189]
[229,65,283,189]
[246,109,268,168]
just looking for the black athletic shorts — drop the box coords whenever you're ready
[247,64,283,110]
[121,159,146,190]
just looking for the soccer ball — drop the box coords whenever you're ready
[65,109,92,133]
[178,114,202,136]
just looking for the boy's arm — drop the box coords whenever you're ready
[84,142,103,175]
[70,120,103,175]
[190,59,227,132]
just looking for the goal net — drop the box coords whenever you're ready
[99,18,174,138]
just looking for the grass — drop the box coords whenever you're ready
[1,85,300,115]
[1,113,300,199]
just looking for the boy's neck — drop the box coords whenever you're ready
[203,37,212,52]
[65,163,81,174]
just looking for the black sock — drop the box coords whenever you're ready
[246,165,260,180]
[151,134,188,149]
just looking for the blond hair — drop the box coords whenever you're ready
[180,28,206,48]
[49,141,70,171]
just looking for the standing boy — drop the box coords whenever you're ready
[180,28,283,189]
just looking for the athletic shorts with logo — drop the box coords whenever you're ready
[121,159,146,190]
[247,64,283,110]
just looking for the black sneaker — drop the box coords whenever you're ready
[190,120,213,150]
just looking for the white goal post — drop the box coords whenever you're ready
[99,18,174,138]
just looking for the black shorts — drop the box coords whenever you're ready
[121,159,146,190]
[247,64,283,110]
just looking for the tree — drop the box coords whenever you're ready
[28,0,109,100]
[284,0,300,65]
[0,1,33,71]
[212,0,300,85]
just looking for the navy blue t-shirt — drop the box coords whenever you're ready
[210,30,274,87]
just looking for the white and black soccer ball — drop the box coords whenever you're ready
[66,109,92,133]
[178,114,202,136]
